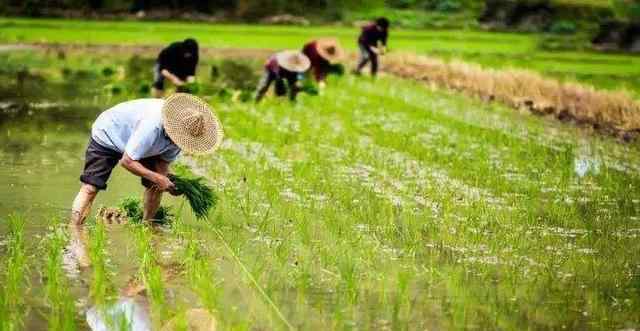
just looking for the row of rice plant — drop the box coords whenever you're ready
[0,215,29,331]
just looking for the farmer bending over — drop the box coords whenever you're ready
[301,38,345,89]
[152,38,199,97]
[354,17,390,77]
[70,94,223,225]
[255,51,310,103]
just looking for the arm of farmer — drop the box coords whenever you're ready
[121,124,175,192]
[161,69,185,86]
[121,154,174,191]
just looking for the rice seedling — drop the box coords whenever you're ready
[88,220,115,307]
[132,224,168,326]
[43,222,77,331]
[117,196,173,223]
[170,167,217,220]
[0,214,29,331]
[2,46,640,330]
[182,236,220,311]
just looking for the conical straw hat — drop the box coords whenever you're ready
[275,50,311,73]
[162,93,223,155]
[316,38,345,64]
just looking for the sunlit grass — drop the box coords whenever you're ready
[0,215,29,331]
[43,221,77,331]
[88,221,115,307]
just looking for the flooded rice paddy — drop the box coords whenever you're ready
[1,49,640,330]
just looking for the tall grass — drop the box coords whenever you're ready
[0,215,29,331]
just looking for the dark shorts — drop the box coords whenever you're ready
[79,138,161,191]
[152,63,165,90]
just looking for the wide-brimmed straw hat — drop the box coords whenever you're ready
[162,93,223,155]
[275,50,311,73]
[316,38,345,64]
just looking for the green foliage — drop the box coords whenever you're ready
[117,196,173,223]
[0,215,28,331]
[171,165,217,220]
[44,225,77,331]
[549,19,577,33]
[126,55,154,79]
[138,83,151,95]
[434,0,463,12]
[215,59,259,91]
[300,78,319,95]
[101,66,115,77]
[611,0,640,21]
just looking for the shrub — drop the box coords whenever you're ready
[436,0,462,12]
[549,20,577,34]
[101,66,115,77]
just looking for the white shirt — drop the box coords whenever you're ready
[91,99,181,162]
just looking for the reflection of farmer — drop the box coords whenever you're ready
[70,94,223,225]
[301,38,345,89]
[255,51,310,103]
[66,227,217,331]
[152,39,199,97]
[354,17,390,77]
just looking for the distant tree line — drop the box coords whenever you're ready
[1,0,382,19]
[1,0,474,20]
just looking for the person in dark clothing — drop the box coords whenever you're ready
[301,38,345,90]
[255,51,310,103]
[152,38,199,97]
[354,17,390,77]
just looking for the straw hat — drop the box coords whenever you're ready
[162,93,223,155]
[275,50,311,73]
[315,38,345,64]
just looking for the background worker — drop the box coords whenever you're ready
[301,38,345,89]
[70,94,223,226]
[152,38,199,97]
[255,50,310,102]
[354,17,390,77]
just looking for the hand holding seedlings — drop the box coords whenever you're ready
[152,173,175,192]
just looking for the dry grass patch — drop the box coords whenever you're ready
[384,53,640,140]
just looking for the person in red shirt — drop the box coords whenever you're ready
[301,38,345,89]
[354,17,390,77]
[255,51,310,103]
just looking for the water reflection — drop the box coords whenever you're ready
[573,144,602,178]
[65,224,216,331]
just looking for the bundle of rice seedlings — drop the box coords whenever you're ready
[300,79,319,96]
[168,173,217,220]
[117,196,173,223]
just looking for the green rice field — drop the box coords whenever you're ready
[1,18,640,95]
[0,19,639,330]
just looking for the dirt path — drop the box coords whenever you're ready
[1,42,275,59]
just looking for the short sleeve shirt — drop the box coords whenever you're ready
[91,99,181,162]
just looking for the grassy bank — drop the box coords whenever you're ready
[1,18,639,95]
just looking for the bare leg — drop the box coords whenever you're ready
[255,70,274,103]
[143,187,163,221]
[143,159,169,221]
[70,183,98,225]
[67,223,91,268]
[355,44,370,74]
